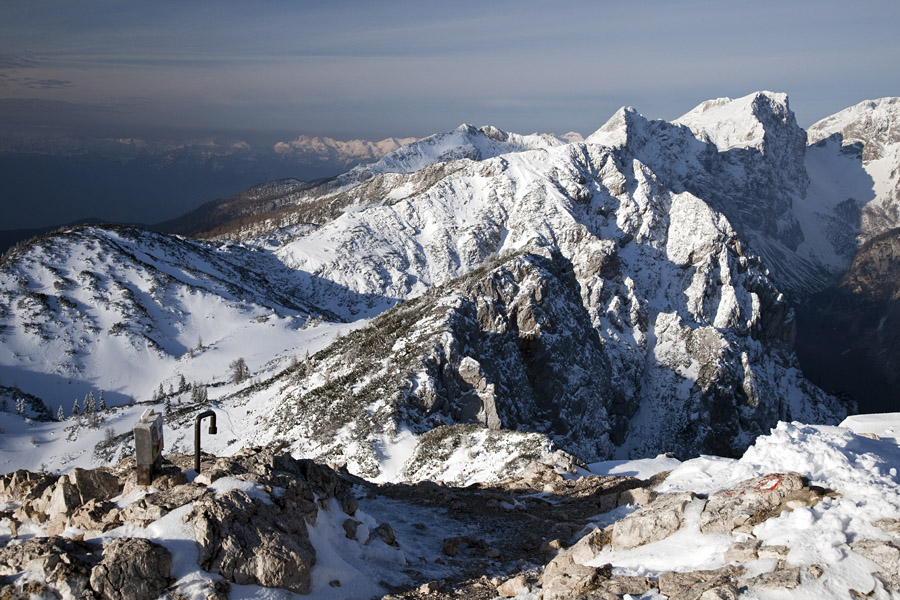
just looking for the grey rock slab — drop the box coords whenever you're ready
[699,472,813,533]
[609,492,698,550]
[89,537,173,600]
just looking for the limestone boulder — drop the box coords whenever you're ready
[188,489,316,594]
[90,537,173,600]
[68,498,122,533]
[67,467,121,505]
[118,482,210,527]
[0,536,99,599]
[851,539,900,585]
[658,565,743,600]
[609,492,698,550]
[699,472,820,533]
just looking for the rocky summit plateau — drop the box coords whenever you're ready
[0,91,899,598]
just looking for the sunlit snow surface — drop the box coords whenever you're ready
[587,417,900,599]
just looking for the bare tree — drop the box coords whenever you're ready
[190,383,208,404]
[229,357,251,384]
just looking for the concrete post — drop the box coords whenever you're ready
[133,408,164,485]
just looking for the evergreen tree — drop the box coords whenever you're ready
[57,404,64,421]
[98,391,106,412]
[178,374,187,392]
[15,398,25,415]
[72,397,80,416]
[85,391,96,414]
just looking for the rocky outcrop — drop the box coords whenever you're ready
[534,472,831,600]
[0,536,99,600]
[0,450,373,598]
[699,472,823,533]
[850,539,900,590]
[609,491,696,550]
[0,465,123,535]
[187,448,359,593]
[89,537,173,600]
[190,488,317,593]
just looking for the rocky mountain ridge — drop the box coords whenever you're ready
[0,92,868,479]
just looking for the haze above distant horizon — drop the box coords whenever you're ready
[2,0,899,145]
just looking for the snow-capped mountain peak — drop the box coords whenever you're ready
[350,123,567,177]
[807,96,900,161]
[674,90,800,153]
[584,106,644,148]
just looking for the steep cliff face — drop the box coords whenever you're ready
[587,92,857,297]
[256,236,839,473]
[790,98,900,411]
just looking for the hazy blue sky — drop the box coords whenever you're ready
[2,0,899,142]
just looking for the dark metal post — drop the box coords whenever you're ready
[194,410,218,472]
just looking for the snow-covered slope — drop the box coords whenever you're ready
[238,130,845,471]
[808,97,900,243]
[0,225,348,411]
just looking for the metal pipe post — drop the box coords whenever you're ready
[194,410,218,472]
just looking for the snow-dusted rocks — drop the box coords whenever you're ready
[698,472,823,534]
[531,420,900,600]
[0,450,404,598]
[608,492,697,550]
[187,449,359,593]
[0,415,898,599]
[89,537,173,600]
[0,536,100,600]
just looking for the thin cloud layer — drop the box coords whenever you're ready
[1,1,898,141]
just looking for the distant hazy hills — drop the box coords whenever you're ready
[0,133,423,251]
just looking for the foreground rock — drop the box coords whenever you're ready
[1,448,887,600]
[89,537,173,600]
[699,472,823,533]
[534,473,834,600]
[0,449,370,598]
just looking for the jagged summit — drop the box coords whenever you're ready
[674,91,797,152]
[584,106,644,147]
[807,96,900,159]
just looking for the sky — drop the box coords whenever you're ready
[2,0,899,145]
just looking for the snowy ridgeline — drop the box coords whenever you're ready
[0,90,898,482]
[0,416,897,599]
